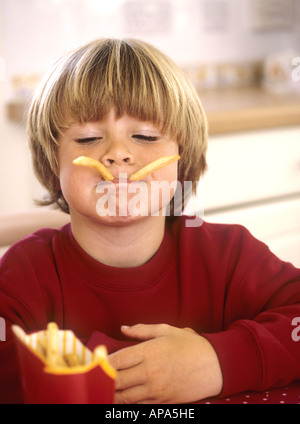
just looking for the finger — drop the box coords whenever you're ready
[109,344,144,370]
[115,385,155,405]
[183,327,198,334]
[115,363,145,391]
[120,323,172,340]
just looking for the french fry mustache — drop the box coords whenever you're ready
[73,155,180,181]
[72,156,115,181]
[129,155,180,181]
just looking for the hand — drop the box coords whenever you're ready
[108,323,223,404]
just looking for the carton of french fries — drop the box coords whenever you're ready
[12,323,116,404]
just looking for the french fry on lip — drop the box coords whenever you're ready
[73,156,114,181]
[129,155,180,181]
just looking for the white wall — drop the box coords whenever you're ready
[2,0,300,79]
[0,0,39,212]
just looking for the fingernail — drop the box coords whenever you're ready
[121,325,130,330]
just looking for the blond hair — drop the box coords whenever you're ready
[28,38,208,217]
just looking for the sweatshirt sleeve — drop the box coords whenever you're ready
[203,228,300,398]
[0,286,36,403]
[0,239,56,404]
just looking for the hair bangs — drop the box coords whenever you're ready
[55,39,183,138]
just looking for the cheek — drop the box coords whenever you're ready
[59,171,79,209]
[145,162,179,215]
[59,163,76,195]
[151,160,179,184]
[59,163,96,208]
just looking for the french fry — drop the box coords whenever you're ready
[36,323,82,368]
[73,156,114,181]
[94,345,108,362]
[46,323,67,368]
[92,345,116,379]
[37,336,47,357]
[129,155,180,181]
[64,353,81,367]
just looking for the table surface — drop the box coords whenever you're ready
[198,382,300,404]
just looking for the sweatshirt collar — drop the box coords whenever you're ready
[59,223,175,290]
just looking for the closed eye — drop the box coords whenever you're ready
[74,137,103,144]
[132,135,159,142]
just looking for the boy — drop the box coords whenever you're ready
[0,38,300,404]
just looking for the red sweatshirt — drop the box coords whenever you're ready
[1,216,300,404]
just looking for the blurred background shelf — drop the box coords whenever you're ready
[6,86,300,135]
[6,100,29,124]
[200,86,300,134]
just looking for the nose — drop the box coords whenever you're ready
[101,142,135,168]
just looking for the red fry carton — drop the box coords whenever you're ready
[12,324,116,404]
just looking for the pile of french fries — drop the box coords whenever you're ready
[13,323,108,370]
[42,323,108,369]
[43,323,79,368]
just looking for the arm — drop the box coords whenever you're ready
[0,269,45,404]
[205,248,300,398]
[0,240,54,404]
[204,304,300,398]
[109,244,300,404]
[0,318,27,404]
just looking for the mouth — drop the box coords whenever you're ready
[97,177,143,190]
[111,174,132,185]
[98,173,136,185]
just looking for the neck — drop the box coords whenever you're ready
[70,213,166,268]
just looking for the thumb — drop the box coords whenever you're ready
[120,323,169,341]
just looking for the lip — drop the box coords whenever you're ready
[96,177,134,187]
[96,172,149,187]
[111,178,133,184]
[95,178,146,192]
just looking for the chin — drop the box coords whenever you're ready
[94,213,151,227]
